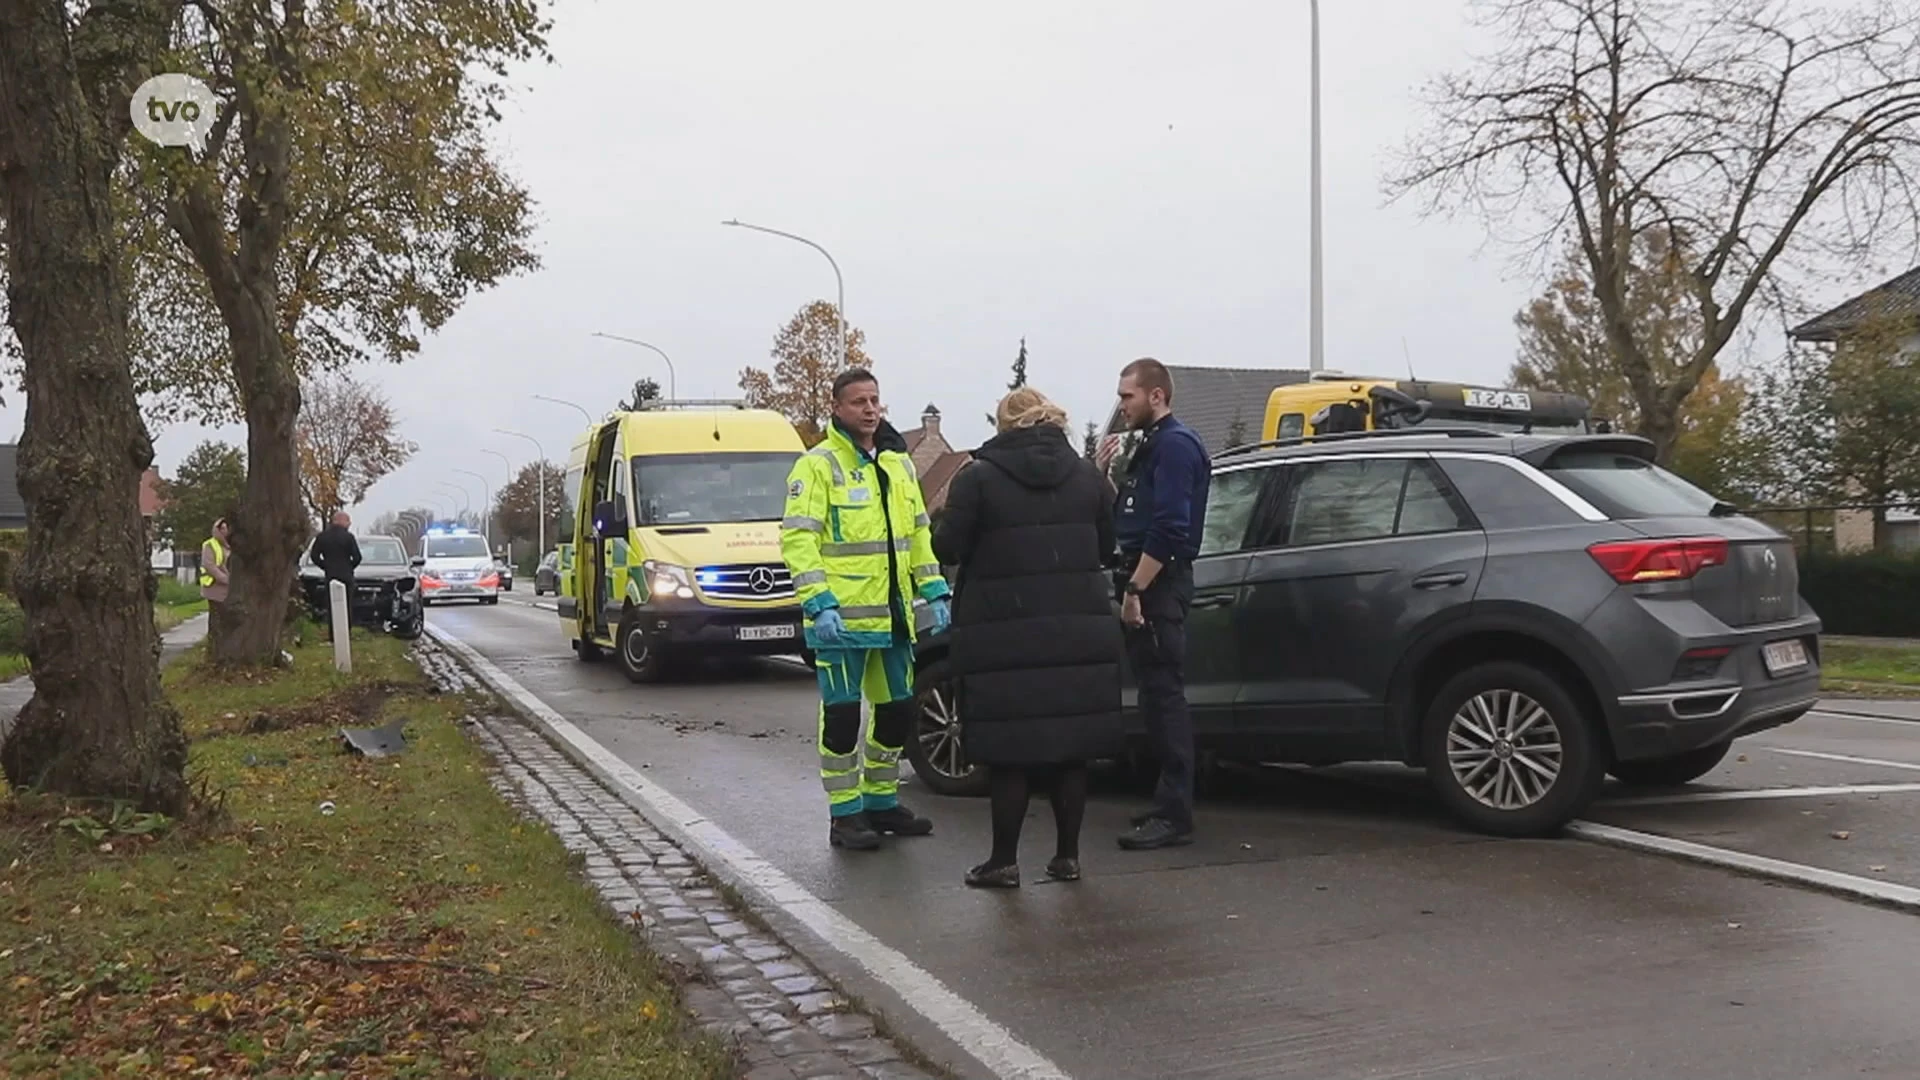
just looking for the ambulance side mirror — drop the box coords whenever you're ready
[593,499,627,539]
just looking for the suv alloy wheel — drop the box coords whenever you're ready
[1421,660,1607,837]
[905,658,988,797]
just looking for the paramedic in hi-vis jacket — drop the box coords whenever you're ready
[781,368,952,851]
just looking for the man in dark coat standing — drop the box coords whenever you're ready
[1110,357,1210,851]
[309,511,362,639]
[933,387,1123,887]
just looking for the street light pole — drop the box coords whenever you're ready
[435,481,471,522]
[495,429,547,556]
[589,333,677,402]
[1308,0,1324,373]
[532,394,593,424]
[721,219,846,371]
[453,468,492,546]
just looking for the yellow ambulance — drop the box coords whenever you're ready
[557,402,806,682]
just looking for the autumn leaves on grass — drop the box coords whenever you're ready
[1,633,731,1079]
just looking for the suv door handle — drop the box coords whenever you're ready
[1190,594,1235,609]
[1412,571,1469,590]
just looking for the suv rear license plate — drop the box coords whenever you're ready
[738,624,796,642]
[1763,639,1809,676]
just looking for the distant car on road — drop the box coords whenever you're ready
[418,526,501,606]
[910,429,1822,838]
[296,534,425,639]
[534,551,559,596]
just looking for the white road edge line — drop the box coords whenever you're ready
[1758,746,1920,773]
[425,623,1072,1080]
[1603,781,1920,807]
[1567,820,1920,913]
[1806,709,1920,728]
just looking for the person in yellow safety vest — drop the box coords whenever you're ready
[199,517,232,605]
[781,368,952,851]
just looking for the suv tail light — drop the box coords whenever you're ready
[1587,537,1729,583]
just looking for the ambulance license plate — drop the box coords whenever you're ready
[737,624,796,642]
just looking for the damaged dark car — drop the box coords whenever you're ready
[297,533,427,640]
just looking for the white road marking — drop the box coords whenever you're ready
[426,623,1071,1080]
[1602,782,1920,807]
[1758,746,1920,773]
[1567,820,1920,913]
[1806,709,1920,728]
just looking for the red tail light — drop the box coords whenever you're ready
[1587,537,1729,583]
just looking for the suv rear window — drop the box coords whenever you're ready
[1541,450,1719,519]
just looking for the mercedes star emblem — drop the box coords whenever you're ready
[747,567,777,594]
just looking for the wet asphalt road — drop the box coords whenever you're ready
[437,597,1920,1080]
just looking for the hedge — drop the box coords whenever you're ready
[1800,551,1920,637]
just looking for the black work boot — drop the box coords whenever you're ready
[865,802,934,837]
[829,812,881,851]
[1117,816,1193,851]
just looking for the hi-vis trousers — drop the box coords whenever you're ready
[814,643,916,817]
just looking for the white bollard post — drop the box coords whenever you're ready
[329,579,352,673]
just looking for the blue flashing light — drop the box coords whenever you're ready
[695,570,721,586]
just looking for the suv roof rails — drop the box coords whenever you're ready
[1211,425,1506,461]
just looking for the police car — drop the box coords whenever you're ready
[417,525,502,606]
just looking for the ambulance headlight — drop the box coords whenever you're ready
[642,560,696,600]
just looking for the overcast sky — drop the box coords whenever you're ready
[0,0,1851,526]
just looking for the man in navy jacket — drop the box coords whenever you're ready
[1110,358,1211,850]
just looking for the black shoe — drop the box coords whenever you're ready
[1045,857,1081,882]
[867,802,933,837]
[829,813,881,851]
[965,862,1020,889]
[1117,817,1193,851]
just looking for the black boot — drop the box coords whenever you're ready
[866,802,934,837]
[829,812,881,851]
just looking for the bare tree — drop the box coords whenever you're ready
[1389,0,1920,461]
[296,374,416,525]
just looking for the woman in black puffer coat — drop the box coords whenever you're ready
[933,386,1123,888]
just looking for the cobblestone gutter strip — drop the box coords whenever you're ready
[411,639,939,1080]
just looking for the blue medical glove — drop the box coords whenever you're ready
[930,597,952,634]
[812,606,845,645]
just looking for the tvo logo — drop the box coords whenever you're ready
[130,73,220,152]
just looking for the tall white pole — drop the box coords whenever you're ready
[453,468,492,546]
[1309,0,1324,373]
[495,429,547,556]
[722,220,847,370]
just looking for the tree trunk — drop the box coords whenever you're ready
[206,315,306,665]
[0,0,187,812]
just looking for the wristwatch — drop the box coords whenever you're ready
[1124,581,1145,596]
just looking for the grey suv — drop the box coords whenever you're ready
[908,430,1822,837]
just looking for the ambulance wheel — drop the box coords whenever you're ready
[617,612,670,683]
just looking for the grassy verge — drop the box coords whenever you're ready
[0,578,208,682]
[1,628,730,1080]
[1822,638,1920,697]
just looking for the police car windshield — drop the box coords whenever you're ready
[425,535,490,558]
[632,452,795,526]
[360,538,407,564]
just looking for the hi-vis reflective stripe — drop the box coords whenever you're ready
[821,750,858,771]
[821,538,911,557]
[864,745,901,764]
[807,445,845,485]
[822,773,862,792]
[864,764,900,783]
[912,564,940,579]
[914,512,930,528]
[784,515,825,532]
[839,604,892,620]
[792,569,828,587]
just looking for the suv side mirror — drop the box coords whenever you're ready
[593,499,627,539]
[409,555,426,569]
